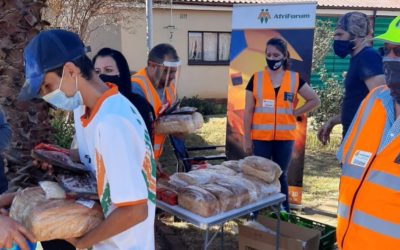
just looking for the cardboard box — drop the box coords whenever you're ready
[239,216,321,250]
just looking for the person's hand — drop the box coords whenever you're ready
[32,159,54,175]
[0,192,16,208]
[317,120,334,145]
[0,215,35,250]
[243,137,253,155]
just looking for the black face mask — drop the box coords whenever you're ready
[333,40,355,58]
[266,59,283,71]
[383,58,400,105]
[99,74,121,86]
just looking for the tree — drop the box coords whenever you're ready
[311,19,335,73]
[0,0,52,163]
[43,0,144,43]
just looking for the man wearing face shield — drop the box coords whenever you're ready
[335,16,400,249]
[131,43,181,162]
[318,12,386,144]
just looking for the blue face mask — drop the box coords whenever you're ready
[333,40,355,58]
[42,69,83,111]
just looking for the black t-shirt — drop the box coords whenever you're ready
[341,47,383,137]
[246,73,306,95]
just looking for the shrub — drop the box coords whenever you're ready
[309,66,343,130]
[50,110,75,149]
[180,96,227,116]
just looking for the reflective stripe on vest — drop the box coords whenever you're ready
[131,75,155,107]
[252,124,296,131]
[341,163,364,180]
[353,210,400,239]
[338,202,349,219]
[367,170,400,192]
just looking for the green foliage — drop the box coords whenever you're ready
[180,95,227,116]
[50,110,75,149]
[309,66,343,130]
[312,19,335,73]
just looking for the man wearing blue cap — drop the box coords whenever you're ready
[18,29,156,250]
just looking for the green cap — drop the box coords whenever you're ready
[375,16,400,45]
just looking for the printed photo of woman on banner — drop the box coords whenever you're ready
[226,3,317,208]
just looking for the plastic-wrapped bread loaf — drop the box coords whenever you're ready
[201,183,236,212]
[178,185,220,217]
[214,177,251,208]
[239,156,282,183]
[155,112,204,134]
[10,187,103,241]
[239,174,281,198]
[169,169,218,186]
[206,165,237,176]
[221,160,241,173]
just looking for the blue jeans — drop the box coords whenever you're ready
[253,140,294,212]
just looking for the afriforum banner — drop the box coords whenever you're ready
[226,3,316,206]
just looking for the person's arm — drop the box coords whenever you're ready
[69,203,147,248]
[317,114,341,145]
[243,90,255,154]
[364,74,386,91]
[293,84,321,116]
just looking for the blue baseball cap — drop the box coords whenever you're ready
[18,29,88,101]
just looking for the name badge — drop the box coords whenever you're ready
[263,99,275,108]
[284,92,294,102]
[351,150,372,168]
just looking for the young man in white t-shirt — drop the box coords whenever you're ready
[18,29,156,250]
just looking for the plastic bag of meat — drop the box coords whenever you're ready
[32,149,88,174]
[57,173,98,200]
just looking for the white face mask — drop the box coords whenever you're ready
[42,69,83,111]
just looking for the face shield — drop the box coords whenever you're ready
[152,60,181,92]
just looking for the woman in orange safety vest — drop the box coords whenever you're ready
[243,37,320,212]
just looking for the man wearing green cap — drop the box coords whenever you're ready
[335,16,400,249]
[318,11,386,144]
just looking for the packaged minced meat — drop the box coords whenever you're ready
[32,149,88,174]
[57,173,98,199]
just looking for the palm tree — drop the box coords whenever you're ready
[0,0,52,189]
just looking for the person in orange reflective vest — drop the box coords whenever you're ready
[243,37,320,212]
[131,44,180,163]
[336,16,400,249]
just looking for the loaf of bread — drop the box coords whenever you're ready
[239,156,282,183]
[178,185,220,217]
[221,160,241,173]
[239,174,281,198]
[201,183,236,212]
[155,112,204,134]
[206,165,237,176]
[169,169,218,186]
[214,177,251,208]
[10,187,103,241]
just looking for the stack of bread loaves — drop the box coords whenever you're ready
[162,156,282,217]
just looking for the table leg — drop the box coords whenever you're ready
[274,203,281,250]
[204,228,209,250]
[220,224,224,250]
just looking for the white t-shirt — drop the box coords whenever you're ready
[74,84,156,250]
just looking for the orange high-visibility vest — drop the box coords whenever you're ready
[251,70,299,141]
[131,68,177,160]
[336,85,400,250]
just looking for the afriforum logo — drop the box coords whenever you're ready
[258,9,271,24]
[258,9,310,24]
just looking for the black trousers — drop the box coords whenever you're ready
[41,240,75,250]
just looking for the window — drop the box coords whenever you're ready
[188,31,231,65]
